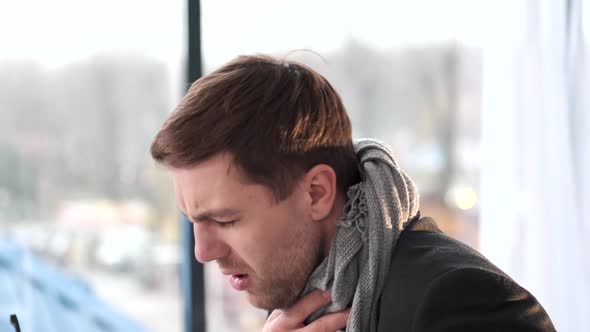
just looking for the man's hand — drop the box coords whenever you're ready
[263,290,350,332]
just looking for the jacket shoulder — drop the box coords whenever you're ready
[377,229,555,332]
[412,267,555,331]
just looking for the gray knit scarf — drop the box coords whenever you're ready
[301,139,420,332]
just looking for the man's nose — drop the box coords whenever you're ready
[192,223,229,263]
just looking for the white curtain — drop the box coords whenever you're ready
[480,0,589,331]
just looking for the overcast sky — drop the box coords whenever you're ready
[0,0,490,68]
[0,0,588,71]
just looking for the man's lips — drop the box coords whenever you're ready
[220,270,246,276]
[220,270,250,290]
[230,274,249,290]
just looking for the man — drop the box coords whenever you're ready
[150,55,555,331]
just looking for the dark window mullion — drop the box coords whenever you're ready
[184,1,205,332]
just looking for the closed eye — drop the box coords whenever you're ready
[185,216,236,226]
[185,210,240,227]
[214,219,238,227]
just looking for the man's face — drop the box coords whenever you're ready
[172,153,323,309]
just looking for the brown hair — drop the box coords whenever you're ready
[150,54,359,200]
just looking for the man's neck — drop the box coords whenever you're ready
[321,192,347,258]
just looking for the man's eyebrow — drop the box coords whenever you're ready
[191,208,240,222]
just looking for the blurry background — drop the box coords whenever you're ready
[0,0,588,332]
[0,1,185,331]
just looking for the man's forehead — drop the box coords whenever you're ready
[172,159,271,210]
[173,170,239,205]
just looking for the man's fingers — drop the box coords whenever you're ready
[263,292,349,332]
[300,309,350,332]
[280,289,331,325]
[266,309,283,323]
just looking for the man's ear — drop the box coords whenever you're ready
[303,164,338,221]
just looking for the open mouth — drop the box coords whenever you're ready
[229,274,250,291]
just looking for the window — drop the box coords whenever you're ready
[0,1,184,331]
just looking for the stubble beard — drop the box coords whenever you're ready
[247,232,323,310]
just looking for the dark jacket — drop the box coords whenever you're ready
[376,218,555,332]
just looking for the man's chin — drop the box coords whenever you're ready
[246,290,297,310]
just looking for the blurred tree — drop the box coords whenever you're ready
[0,55,172,222]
